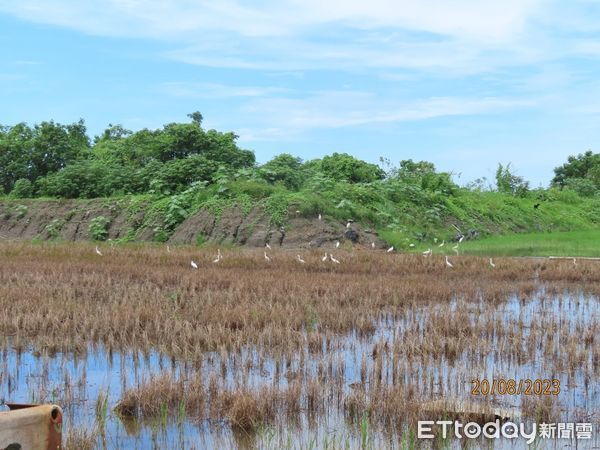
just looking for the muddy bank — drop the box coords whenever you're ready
[0,199,383,248]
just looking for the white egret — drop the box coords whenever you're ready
[95,246,103,256]
[371,242,375,249]
[573,258,577,266]
[166,245,171,253]
[264,251,271,262]
[346,221,351,228]
[489,258,495,268]
[191,260,198,269]
[213,249,222,263]
[445,256,454,268]
[265,243,271,250]
[335,241,340,248]
[438,240,445,247]
[296,255,305,264]
[330,254,340,264]
[422,248,432,257]
[322,253,328,262]
[318,214,322,221]
[387,246,394,253]
[458,235,464,243]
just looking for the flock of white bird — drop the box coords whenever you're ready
[94,225,498,270]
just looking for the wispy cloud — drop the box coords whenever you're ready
[0,0,553,74]
[233,89,534,142]
[160,81,288,99]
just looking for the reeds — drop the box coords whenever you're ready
[0,241,598,446]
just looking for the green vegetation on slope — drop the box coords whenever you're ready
[1,113,599,246]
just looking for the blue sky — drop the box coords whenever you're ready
[1,1,600,186]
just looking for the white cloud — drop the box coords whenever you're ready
[160,81,288,98]
[0,0,553,73]
[233,90,534,142]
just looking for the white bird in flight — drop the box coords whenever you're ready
[191,260,198,269]
[95,246,102,256]
[330,254,340,264]
[322,253,328,262]
[422,248,432,257]
[264,251,271,262]
[296,254,305,263]
[445,256,454,268]
[387,246,394,253]
[265,243,271,250]
[489,258,495,268]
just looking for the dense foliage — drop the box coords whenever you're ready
[1,114,598,245]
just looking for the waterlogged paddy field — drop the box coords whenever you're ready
[0,242,599,449]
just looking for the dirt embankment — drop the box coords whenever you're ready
[0,199,384,249]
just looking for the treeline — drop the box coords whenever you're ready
[0,112,598,201]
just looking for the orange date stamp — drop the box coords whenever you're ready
[471,379,560,396]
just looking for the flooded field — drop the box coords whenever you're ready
[0,242,599,449]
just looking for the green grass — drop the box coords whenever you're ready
[455,230,600,257]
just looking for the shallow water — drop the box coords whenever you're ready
[1,291,599,449]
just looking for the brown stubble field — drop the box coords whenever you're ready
[0,241,599,447]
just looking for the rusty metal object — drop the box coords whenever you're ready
[0,404,62,450]
[421,398,520,423]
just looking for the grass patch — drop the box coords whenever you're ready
[457,229,600,257]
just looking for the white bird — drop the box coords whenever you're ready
[489,258,495,268]
[438,240,445,247]
[346,222,351,228]
[265,243,271,250]
[422,248,432,257]
[318,214,322,221]
[191,260,198,269]
[95,246,102,256]
[409,243,415,248]
[458,235,465,243]
[387,246,394,253]
[296,254,305,264]
[371,242,375,249]
[573,258,577,266]
[213,249,222,263]
[264,251,271,262]
[322,253,328,262]
[335,241,340,248]
[166,245,171,253]
[330,254,340,264]
[445,256,454,268]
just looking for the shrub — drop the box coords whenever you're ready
[10,179,34,198]
[88,216,110,241]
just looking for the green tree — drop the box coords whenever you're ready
[259,153,304,190]
[496,163,529,197]
[552,150,600,187]
[319,153,385,183]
